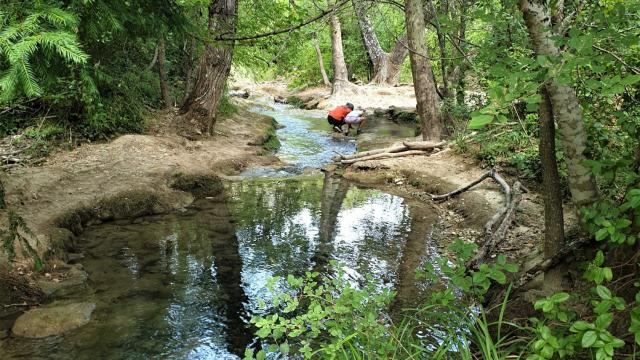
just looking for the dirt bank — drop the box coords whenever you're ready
[0,103,279,267]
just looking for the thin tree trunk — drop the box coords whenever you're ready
[539,88,565,259]
[157,38,171,109]
[328,0,350,94]
[519,0,598,207]
[180,0,238,135]
[352,0,408,85]
[405,0,443,141]
[453,0,468,106]
[182,37,197,105]
[312,33,331,86]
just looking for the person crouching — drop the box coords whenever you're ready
[343,107,367,136]
[327,103,354,133]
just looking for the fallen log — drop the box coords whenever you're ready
[334,141,446,162]
[402,140,447,151]
[336,143,407,161]
[340,150,427,165]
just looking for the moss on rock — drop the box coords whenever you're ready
[171,174,224,199]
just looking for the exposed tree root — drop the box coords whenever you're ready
[431,169,523,268]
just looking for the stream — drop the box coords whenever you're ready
[1,104,441,359]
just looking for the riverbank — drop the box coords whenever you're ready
[0,104,279,270]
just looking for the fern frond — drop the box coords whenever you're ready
[11,38,39,59]
[40,7,79,29]
[0,66,19,102]
[38,31,89,63]
[14,54,42,97]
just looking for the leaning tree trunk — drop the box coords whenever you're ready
[405,0,443,141]
[180,0,238,135]
[328,0,350,94]
[312,32,331,86]
[519,0,598,207]
[352,0,408,85]
[539,88,565,259]
[157,37,171,109]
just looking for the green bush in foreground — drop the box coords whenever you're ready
[246,227,640,359]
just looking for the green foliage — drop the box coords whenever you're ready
[0,5,88,102]
[247,240,519,359]
[1,211,42,271]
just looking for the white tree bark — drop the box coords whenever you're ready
[519,0,598,207]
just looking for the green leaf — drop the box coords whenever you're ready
[596,285,612,300]
[279,342,290,355]
[571,321,593,332]
[550,292,570,303]
[468,114,494,129]
[595,228,609,241]
[582,331,598,348]
[620,75,640,86]
[595,313,613,329]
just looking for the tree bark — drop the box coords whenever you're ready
[352,0,409,85]
[157,37,171,109]
[328,0,350,94]
[405,0,443,141]
[182,37,197,105]
[180,0,238,135]
[519,0,598,207]
[539,88,565,259]
[312,32,331,86]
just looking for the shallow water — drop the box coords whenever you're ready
[242,104,356,177]
[1,102,439,359]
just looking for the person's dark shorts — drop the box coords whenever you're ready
[327,115,342,126]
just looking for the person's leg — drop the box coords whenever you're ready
[328,116,343,132]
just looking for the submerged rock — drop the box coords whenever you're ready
[12,302,96,338]
[37,265,88,297]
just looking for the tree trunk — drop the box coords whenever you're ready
[519,0,598,207]
[539,88,565,259]
[405,0,443,141]
[328,0,350,94]
[179,0,238,135]
[352,0,408,85]
[453,0,468,106]
[312,32,331,86]
[157,38,171,109]
[182,37,197,105]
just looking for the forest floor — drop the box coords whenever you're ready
[0,105,278,269]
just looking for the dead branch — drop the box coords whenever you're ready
[430,169,523,268]
[468,182,522,269]
[340,150,428,164]
[431,171,493,201]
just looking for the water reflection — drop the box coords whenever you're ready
[2,174,439,359]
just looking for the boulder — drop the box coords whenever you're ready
[12,302,96,338]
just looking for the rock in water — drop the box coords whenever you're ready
[12,302,96,338]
